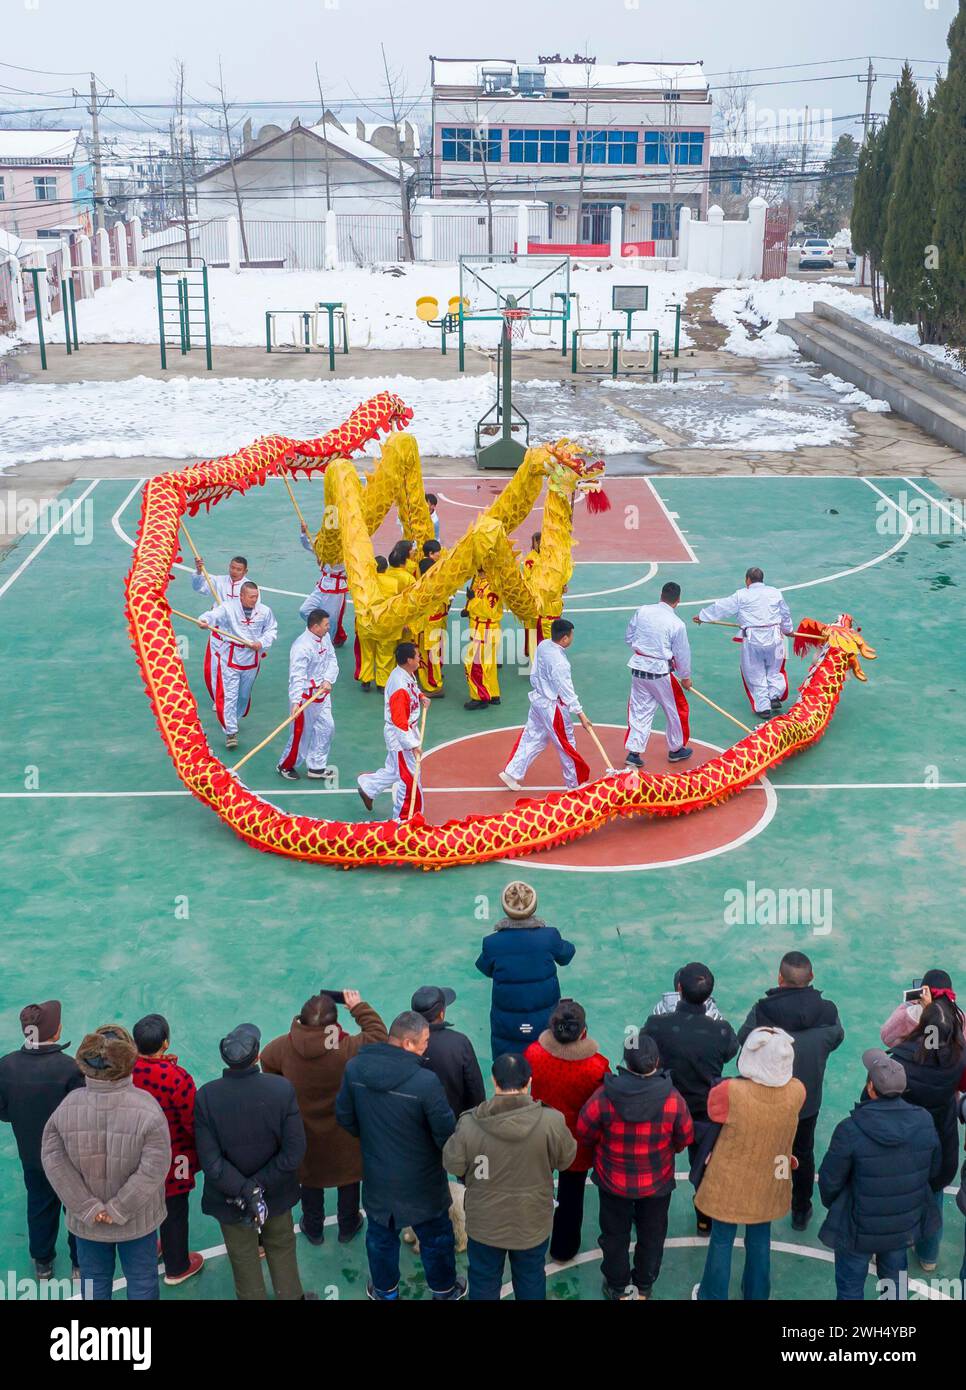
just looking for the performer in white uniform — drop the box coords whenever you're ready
[299,525,349,646]
[499,619,594,791]
[694,567,793,717]
[198,582,278,748]
[624,582,694,766]
[191,554,250,701]
[277,609,339,780]
[357,641,430,820]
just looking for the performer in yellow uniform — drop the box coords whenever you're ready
[416,551,449,698]
[354,556,399,692]
[522,530,541,660]
[462,569,503,710]
[374,544,412,689]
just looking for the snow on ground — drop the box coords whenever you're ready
[13,263,725,354]
[0,368,879,468]
[711,276,966,373]
[820,372,891,412]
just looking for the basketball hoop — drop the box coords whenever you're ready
[502,306,530,341]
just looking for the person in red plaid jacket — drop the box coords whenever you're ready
[577,1032,692,1301]
[132,1014,204,1287]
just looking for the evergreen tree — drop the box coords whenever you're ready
[931,0,966,349]
[810,133,860,238]
[881,89,934,328]
[851,125,888,315]
[880,63,924,317]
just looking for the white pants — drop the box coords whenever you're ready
[626,673,686,754]
[214,661,258,735]
[358,742,422,819]
[740,641,788,713]
[504,701,589,790]
[278,695,334,773]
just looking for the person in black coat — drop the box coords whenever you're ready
[738,951,844,1230]
[411,985,485,1119]
[336,1011,462,1301]
[884,996,965,1272]
[475,882,576,1058]
[194,1024,308,1301]
[644,963,739,1234]
[819,1049,941,1300]
[0,1000,84,1279]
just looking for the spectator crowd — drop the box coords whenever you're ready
[1,880,964,1303]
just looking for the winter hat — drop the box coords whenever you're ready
[862,1048,907,1098]
[76,1025,137,1082]
[20,1000,61,1043]
[411,986,456,1020]
[220,1023,261,1069]
[502,881,537,920]
[737,1026,795,1087]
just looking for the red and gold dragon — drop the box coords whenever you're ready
[125,393,872,870]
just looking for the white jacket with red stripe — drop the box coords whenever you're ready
[200,599,277,671]
[383,665,421,751]
[529,638,582,716]
[288,627,339,705]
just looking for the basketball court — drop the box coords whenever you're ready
[2,458,965,1298]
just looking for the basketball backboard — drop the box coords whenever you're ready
[459,254,571,321]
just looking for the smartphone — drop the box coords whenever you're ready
[902,978,924,1005]
[319,989,346,1005]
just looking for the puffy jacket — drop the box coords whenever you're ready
[132,1054,198,1198]
[525,1032,610,1170]
[644,1000,739,1121]
[41,1076,171,1243]
[335,1042,455,1227]
[443,1094,576,1248]
[422,1021,486,1120]
[738,985,844,1118]
[194,1066,306,1224]
[476,916,575,1057]
[818,1097,942,1254]
[884,1040,964,1189]
[0,1042,83,1172]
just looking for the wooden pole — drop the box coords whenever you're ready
[688,684,754,736]
[168,606,258,649]
[407,700,430,819]
[179,519,222,604]
[281,471,310,532]
[582,721,621,776]
[228,689,329,774]
[696,618,823,644]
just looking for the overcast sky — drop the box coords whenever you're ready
[1,0,956,141]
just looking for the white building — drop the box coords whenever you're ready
[194,115,416,222]
[429,57,711,248]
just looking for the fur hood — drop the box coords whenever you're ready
[492,915,548,931]
[535,1029,600,1062]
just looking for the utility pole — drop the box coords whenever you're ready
[314,63,333,212]
[74,73,113,232]
[859,60,877,145]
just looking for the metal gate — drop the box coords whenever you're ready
[762,204,789,280]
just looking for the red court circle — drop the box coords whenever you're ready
[420,723,776,873]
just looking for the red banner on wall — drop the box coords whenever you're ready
[526,240,657,258]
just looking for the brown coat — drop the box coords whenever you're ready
[260,1001,387,1188]
[696,1075,806,1225]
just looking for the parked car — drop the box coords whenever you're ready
[798,238,835,269]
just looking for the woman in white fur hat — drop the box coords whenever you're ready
[693,1026,805,1301]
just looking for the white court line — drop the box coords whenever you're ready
[902,475,966,530]
[0,480,99,603]
[645,475,699,563]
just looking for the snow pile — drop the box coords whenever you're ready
[820,372,891,412]
[658,402,855,451]
[14,263,725,353]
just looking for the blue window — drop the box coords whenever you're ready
[675,131,705,165]
[577,130,638,165]
[651,202,685,240]
[441,127,502,162]
[508,128,570,164]
[644,130,670,165]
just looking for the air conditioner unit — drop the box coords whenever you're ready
[553,204,568,219]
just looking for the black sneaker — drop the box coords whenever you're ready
[338,1214,364,1244]
[360,681,372,692]
[791,1203,812,1232]
[489,697,501,706]
[301,1228,325,1246]
[668,747,693,762]
[357,784,374,812]
[366,1280,399,1301]
[755,709,772,721]
[432,1276,467,1301]
[306,767,331,780]
[464,699,490,710]
[625,752,644,768]
[34,1259,54,1280]
[276,765,299,781]
[770,697,784,713]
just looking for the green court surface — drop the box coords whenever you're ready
[1,468,964,1300]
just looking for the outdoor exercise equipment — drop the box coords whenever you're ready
[156,258,212,370]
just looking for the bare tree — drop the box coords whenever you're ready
[379,44,417,261]
[208,58,251,265]
[314,63,333,213]
[173,61,193,264]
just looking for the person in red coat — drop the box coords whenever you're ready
[525,999,610,1262]
[132,1014,203,1286]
